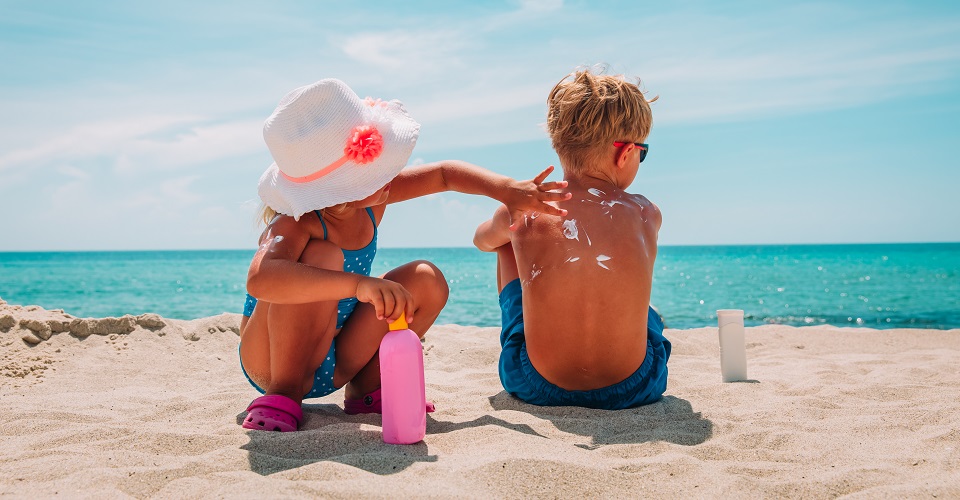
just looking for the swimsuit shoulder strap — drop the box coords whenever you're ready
[314,210,328,240]
[315,208,374,242]
[365,207,378,235]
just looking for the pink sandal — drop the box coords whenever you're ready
[242,394,303,432]
[343,388,436,415]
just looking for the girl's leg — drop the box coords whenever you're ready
[239,240,342,403]
[332,260,449,400]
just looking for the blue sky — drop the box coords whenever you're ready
[1,0,958,251]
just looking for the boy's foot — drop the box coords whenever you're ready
[242,394,303,432]
[343,388,436,415]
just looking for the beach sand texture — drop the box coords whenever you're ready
[2,298,959,498]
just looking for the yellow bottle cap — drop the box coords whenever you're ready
[388,313,408,331]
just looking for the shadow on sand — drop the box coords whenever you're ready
[240,401,548,476]
[241,391,713,475]
[488,392,714,449]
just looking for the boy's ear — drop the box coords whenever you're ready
[614,143,634,170]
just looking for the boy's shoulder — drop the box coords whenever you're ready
[621,191,662,228]
[637,191,661,212]
[516,188,660,244]
[584,187,660,223]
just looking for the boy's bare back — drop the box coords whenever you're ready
[511,179,661,391]
[475,69,669,407]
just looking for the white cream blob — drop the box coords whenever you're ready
[261,235,284,250]
[523,263,543,286]
[562,219,579,240]
[596,254,611,270]
[523,211,541,228]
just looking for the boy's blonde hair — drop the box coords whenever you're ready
[546,68,655,173]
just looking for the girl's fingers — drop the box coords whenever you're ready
[538,204,568,217]
[538,180,568,191]
[381,289,396,321]
[386,289,411,323]
[372,292,385,320]
[540,191,572,201]
[403,290,416,324]
[532,165,554,185]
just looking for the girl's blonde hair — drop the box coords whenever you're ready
[256,203,349,227]
[546,68,656,173]
[257,204,278,227]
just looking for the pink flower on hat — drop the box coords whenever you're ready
[344,125,383,165]
[364,97,389,108]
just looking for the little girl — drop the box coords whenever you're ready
[239,78,569,432]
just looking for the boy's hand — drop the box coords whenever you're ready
[504,166,571,231]
[356,276,416,324]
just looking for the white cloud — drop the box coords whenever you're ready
[644,41,960,124]
[55,164,90,180]
[0,115,263,175]
[408,82,546,124]
[113,119,263,174]
[341,30,467,74]
[0,115,198,171]
[519,0,563,12]
[334,6,960,151]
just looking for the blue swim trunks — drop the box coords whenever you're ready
[498,279,671,410]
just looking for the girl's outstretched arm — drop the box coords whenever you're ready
[386,161,570,230]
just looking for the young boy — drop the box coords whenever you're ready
[473,69,671,410]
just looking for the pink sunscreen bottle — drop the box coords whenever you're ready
[379,313,426,444]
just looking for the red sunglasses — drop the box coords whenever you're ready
[613,142,649,163]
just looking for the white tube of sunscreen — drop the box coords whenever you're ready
[717,309,747,382]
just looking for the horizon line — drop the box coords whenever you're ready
[1,241,958,253]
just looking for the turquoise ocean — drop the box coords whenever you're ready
[1,244,957,330]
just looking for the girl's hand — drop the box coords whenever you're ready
[504,165,571,231]
[356,276,416,324]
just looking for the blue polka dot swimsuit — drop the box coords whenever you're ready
[241,207,378,398]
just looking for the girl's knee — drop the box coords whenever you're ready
[421,261,450,304]
[299,240,344,270]
[384,260,449,305]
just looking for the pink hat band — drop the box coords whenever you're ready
[279,125,384,184]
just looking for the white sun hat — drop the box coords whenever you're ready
[257,78,420,220]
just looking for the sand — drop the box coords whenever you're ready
[1,298,959,498]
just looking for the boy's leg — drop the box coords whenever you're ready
[495,243,520,293]
[493,241,534,402]
[332,260,449,400]
[239,240,342,404]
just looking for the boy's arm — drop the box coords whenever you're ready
[386,160,569,230]
[473,205,513,252]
